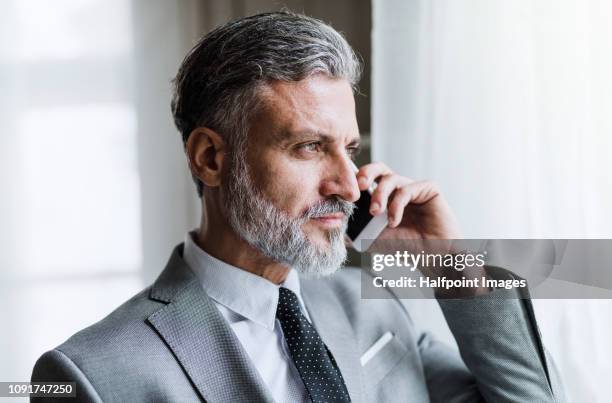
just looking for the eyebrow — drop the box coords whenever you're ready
[280,130,361,147]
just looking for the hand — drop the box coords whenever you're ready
[356,162,463,242]
[357,162,491,297]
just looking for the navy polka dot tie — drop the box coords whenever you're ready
[276,287,351,403]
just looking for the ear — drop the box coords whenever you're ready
[186,127,226,187]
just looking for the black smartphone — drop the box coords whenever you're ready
[346,161,389,251]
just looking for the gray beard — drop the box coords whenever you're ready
[222,151,355,278]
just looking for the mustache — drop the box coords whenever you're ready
[303,198,355,220]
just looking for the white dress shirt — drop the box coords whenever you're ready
[183,232,311,403]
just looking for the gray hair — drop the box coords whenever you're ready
[171,11,362,197]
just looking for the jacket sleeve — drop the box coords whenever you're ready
[31,349,103,403]
[416,270,566,402]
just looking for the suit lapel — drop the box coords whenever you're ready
[146,245,274,403]
[301,277,366,403]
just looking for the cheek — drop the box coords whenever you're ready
[258,162,322,216]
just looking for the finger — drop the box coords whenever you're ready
[370,174,411,215]
[356,161,393,191]
[387,187,412,227]
[401,181,440,205]
[387,181,440,227]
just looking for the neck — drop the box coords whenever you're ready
[196,204,290,285]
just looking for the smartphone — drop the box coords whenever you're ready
[346,161,389,252]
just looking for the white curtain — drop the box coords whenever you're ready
[372,0,612,401]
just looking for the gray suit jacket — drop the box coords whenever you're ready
[32,244,565,402]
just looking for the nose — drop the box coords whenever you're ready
[320,155,361,203]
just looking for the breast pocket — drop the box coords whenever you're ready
[360,332,410,385]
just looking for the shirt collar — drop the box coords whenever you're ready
[183,231,308,331]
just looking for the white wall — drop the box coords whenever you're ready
[0,0,203,383]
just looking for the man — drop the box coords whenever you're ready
[32,11,564,403]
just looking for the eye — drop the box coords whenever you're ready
[347,145,361,158]
[298,142,322,153]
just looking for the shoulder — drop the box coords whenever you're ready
[45,286,164,367]
[31,284,198,400]
[50,245,191,362]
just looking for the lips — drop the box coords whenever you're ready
[313,212,346,220]
[310,213,346,229]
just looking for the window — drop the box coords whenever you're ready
[0,0,143,380]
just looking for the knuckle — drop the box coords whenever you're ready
[378,161,390,170]
[357,165,370,176]
[372,161,392,174]
[396,185,410,197]
[428,181,440,193]
[378,176,394,190]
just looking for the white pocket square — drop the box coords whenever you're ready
[360,331,393,366]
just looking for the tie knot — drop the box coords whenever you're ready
[276,287,301,318]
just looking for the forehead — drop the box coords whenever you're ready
[253,75,359,141]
